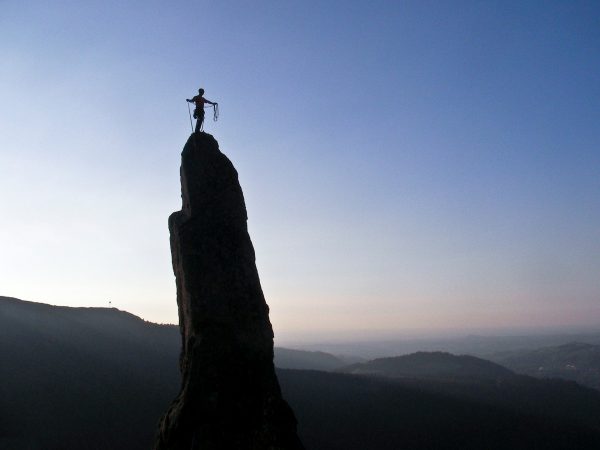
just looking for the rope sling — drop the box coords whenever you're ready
[187,102,193,132]
[186,102,219,132]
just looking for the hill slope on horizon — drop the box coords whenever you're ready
[274,347,346,371]
[339,351,513,380]
[0,296,181,450]
[0,295,347,370]
[4,296,600,449]
[489,342,600,390]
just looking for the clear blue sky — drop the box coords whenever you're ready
[1,1,599,342]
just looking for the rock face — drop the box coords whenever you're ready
[154,133,303,450]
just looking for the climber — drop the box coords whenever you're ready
[186,89,218,133]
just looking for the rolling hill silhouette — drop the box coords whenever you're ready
[274,348,346,371]
[3,296,600,449]
[490,342,600,390]
[339,351,513,380]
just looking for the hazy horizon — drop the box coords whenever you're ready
[2,1,599,338]
[4,294,600,347]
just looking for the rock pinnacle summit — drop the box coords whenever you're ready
[154,132,303,450]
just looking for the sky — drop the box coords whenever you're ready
[1,0,599,343]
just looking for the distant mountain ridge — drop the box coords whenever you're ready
[490,342,600,390]
[339,351,514,380]
[4,295,600,449]
[295,331,600,360]
[0,295,179,360]
[0,295,344,370]
[274,347,346,371]
[0,296,180,450]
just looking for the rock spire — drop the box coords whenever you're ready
[154,133,303,450]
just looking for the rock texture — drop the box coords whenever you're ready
[155,133,303,450]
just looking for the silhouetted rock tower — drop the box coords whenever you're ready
[154,133,303,450]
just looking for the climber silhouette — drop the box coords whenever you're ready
[186,89,217,133]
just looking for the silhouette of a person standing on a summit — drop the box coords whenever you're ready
[186,89,217,133]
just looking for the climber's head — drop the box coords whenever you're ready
[198,88,205,95]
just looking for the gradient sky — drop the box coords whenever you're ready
[1,1,599,342]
